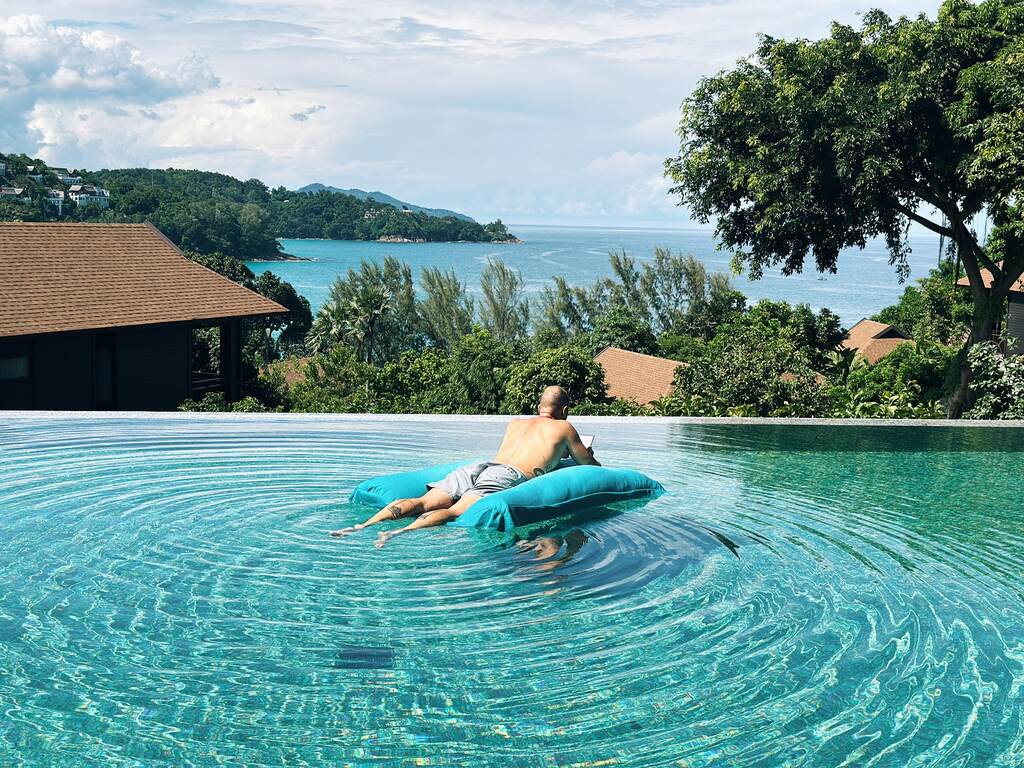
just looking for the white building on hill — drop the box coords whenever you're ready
[68,184,111,210]
[51,168,83,185]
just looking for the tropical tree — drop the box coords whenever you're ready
[479,258,530,342]
[417,267,474,349]
[673,312,828,416]
[307,257,418,362]
[666,0,1024,415]
[534,250,739,344]
[873,259,974,345]
[502,346,607,414]
[587,305,659,355]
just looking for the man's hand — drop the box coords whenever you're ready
[565,425,600,466]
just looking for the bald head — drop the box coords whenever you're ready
[538,386,571,419]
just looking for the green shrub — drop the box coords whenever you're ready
[502,346,607,414]
[673,317,827,416]
[964,341,1024,419]
[844,342,955,403]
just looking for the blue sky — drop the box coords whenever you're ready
[0,1,937,226]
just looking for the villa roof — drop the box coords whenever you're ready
[840,318,912,363]
[955,263,1024,294]
[0,222,287,338]
[594,346,681,405]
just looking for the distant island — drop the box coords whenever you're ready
[296,183,475,222]
[0,152,519,261]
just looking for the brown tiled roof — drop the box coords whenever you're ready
[594,346,681,405]
[840,318,912,363]
[955,262,1024,294]
[0,222,287,338]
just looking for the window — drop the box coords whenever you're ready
[0,356,29,380]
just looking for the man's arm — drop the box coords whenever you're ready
[565,424,600,466]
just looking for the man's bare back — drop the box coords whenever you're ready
[493,415,599,478]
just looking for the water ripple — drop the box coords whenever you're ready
[0,415,1022,767]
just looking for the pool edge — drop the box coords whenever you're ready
[2,411,1023,428]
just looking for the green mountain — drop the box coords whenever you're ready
[296,183,474,222]
[0,154,517,259]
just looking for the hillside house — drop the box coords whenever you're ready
[840,319,913,363]
[67,184,111,209]
[593,346,681,405]
[0,223,287,411]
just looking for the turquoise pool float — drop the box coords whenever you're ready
[351,461,665,531]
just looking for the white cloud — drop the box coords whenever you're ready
[0,14,217,150]
[585,150,662,179]
[0,1,940,223]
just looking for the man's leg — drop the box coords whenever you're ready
[330,487,453,538]
[374,493,482,548]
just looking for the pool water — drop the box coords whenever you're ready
[1,415,1022,767]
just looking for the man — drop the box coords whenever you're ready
[330,386,599,548]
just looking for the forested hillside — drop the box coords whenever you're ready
[0,155,516,260]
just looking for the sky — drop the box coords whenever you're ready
[0,1,939,226]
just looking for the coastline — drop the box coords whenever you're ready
[249,252,311,262]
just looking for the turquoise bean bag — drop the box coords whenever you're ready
[351,461,665,531]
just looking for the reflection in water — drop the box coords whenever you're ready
[517,529,590,572]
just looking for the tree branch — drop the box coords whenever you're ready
[891,201,954,238]
[949,215,1000,276]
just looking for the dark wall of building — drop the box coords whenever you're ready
[116,326,190,411]
[33,335,95,410]
[0,325,191,411]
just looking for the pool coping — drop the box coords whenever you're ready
[2,411,1023,428]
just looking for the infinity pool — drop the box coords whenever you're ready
[1,415,1022,766]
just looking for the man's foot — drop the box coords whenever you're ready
[329,524,364,538]
[374,531,397,549]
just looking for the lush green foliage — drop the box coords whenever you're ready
[418,267,474,349]
[168,248,1010,421]
[587,306,659,355]
[873,260,974,345]
[535,249,743,345]
[844,342,956,404]
[667,0,1024,414]
[502,346,607,414]
[479,258,530,342]
[964,342,1024,419]
[673,312,828,416]
[290,331,538,414]
[306,257,420,362]
[0,159,516,258]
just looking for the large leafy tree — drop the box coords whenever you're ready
[666,0,1024,415]
[502,346,607,414]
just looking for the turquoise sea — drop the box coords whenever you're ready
[1,414,1021,766]
[248,224,946,326]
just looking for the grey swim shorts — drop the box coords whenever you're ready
[428,462,528,501]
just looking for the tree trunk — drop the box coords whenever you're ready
[946,290,1004,418]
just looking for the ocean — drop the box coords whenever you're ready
[247,224,945,326]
